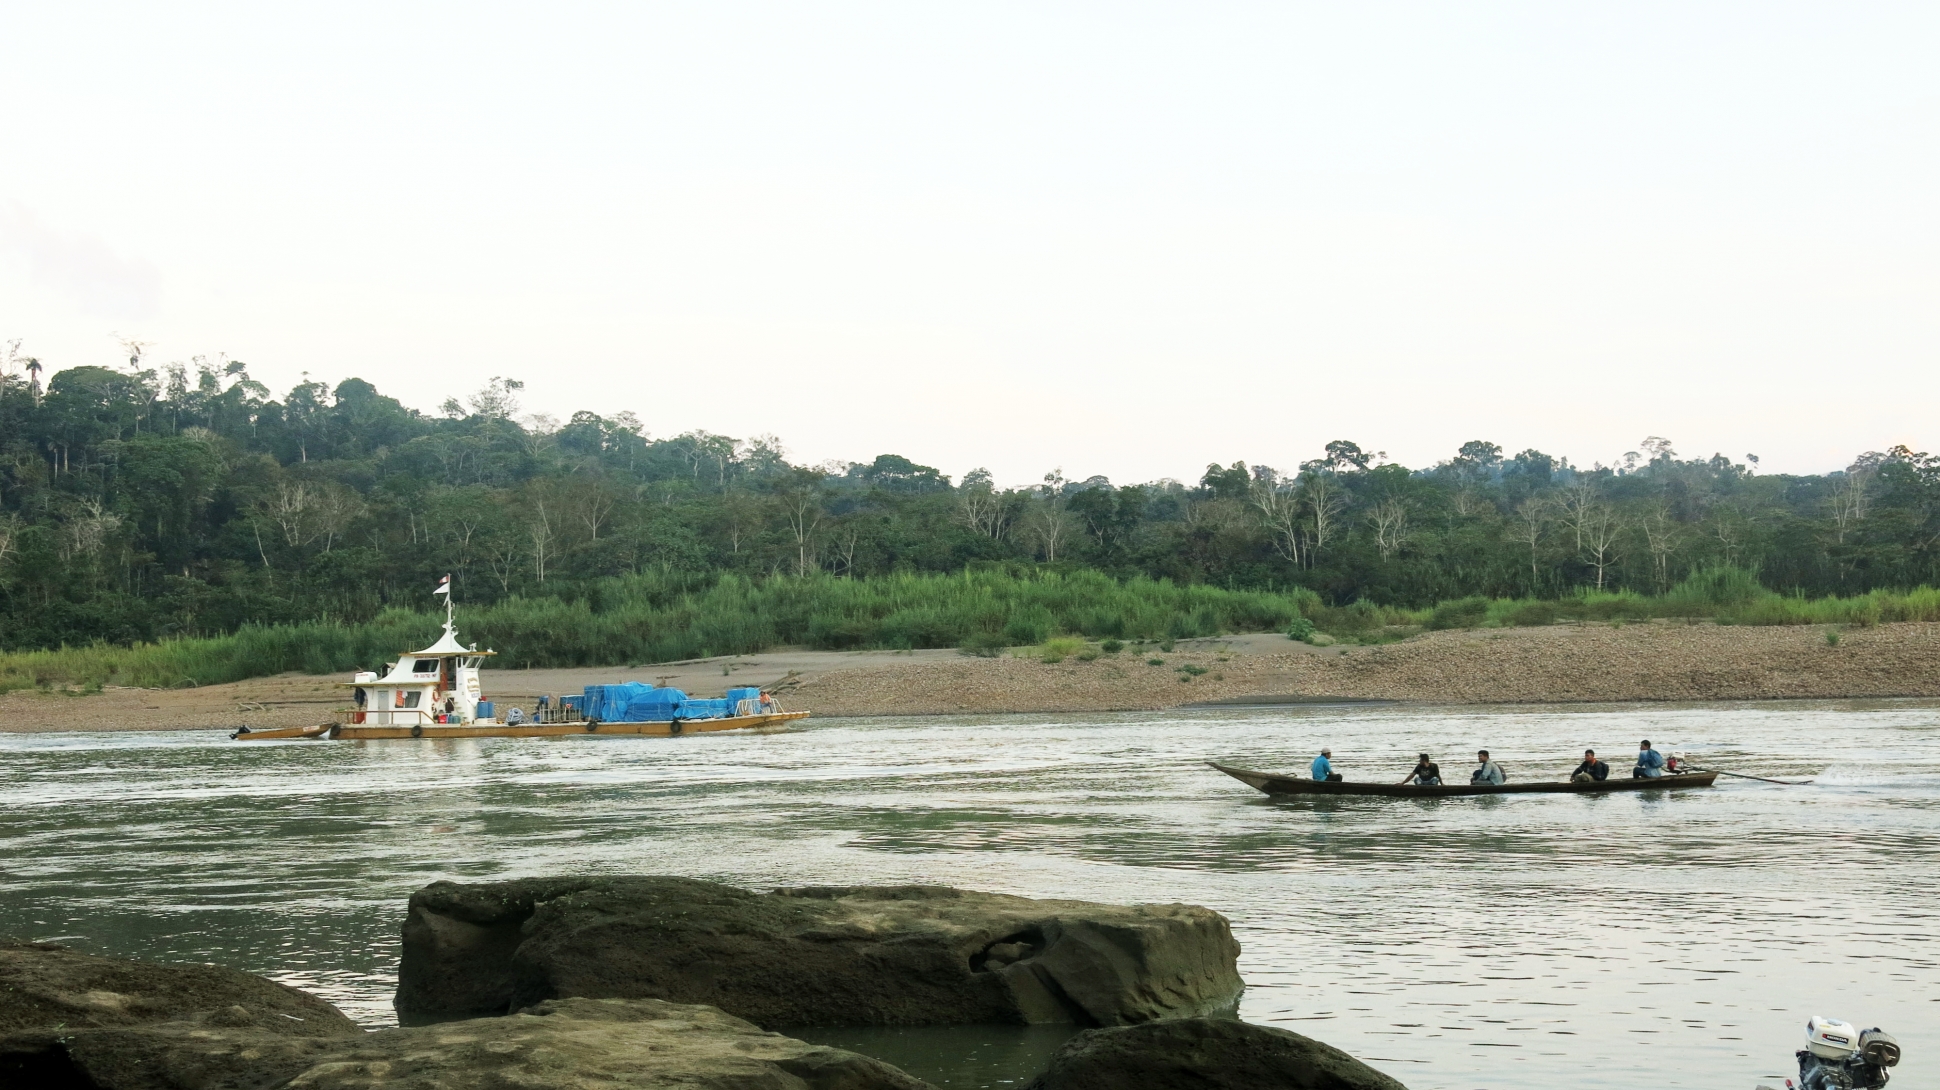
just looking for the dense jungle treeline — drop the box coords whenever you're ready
[1,348,1938,657]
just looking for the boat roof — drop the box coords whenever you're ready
[408,620,496,658]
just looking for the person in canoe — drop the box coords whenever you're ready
[1471,749,1506,785]
[1633,739,1666,779]
[1398,753,1442,786]
[1571,749,1610,783]
[1311,747,1343,782]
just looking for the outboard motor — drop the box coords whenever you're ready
[1795,1016,1899,1090]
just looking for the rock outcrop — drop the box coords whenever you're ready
[1025,1018,1410,1090]
[287,998,932,1090]
[0,940,361,1036]
[0,941,365,1089]
[0,1022,350,1090]
[3,997,933,1090]
[395,876,1244,1027]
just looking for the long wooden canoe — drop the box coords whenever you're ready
[1209,761,1717,797]
[233,711,810,741]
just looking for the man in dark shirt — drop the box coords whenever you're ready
[1399,753,1442,786]
[1571,749,1610,783]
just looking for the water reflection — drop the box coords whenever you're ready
[0,700,1935,1090]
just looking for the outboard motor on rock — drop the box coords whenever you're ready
[1794,1016,1900,1090]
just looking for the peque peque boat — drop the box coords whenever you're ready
[1209,761,1717,798]
[232,582,809,742]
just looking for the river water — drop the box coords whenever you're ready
[2,701,1935,1090]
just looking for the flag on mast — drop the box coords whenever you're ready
[434,575,451,597]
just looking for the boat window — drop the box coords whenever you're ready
[413,659,439,673]
[398,691,422,709]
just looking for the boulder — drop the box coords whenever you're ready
[0,941,361,1036]
[395,877,1244,1028]
[0,1022,349,1090]
[3,997,935,1090]
[280,997,934,1090]
[0,941,363,1089]
[1025,1017,1411,1090]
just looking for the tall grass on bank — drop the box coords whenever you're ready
[5,566,1939,694]
[0,611,439,694]
[1407,568,1940,635]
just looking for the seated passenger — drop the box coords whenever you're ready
[1471,749,1506,786]
[1572,749,1610,783]
[1311,747,1343,782]
[1399,753,1442,786]
[1633,739,1666,778]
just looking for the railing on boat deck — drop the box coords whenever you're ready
[335,708,451,727]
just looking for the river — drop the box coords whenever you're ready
[2,700,1935,1090]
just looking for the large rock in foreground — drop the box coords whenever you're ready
[0,1023,348,1090]
[1026,1018,1410,1090]
[0,940,360,1036]
[2,997,932,1090]
[396,877,1244,1027]
[0,940,364,1089]
[289,997,933,1090]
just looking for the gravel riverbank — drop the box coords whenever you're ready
[786,621,1940,716]
[4,621,1936,732]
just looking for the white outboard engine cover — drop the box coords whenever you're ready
[1809,1017,1862,1061]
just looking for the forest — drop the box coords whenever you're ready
[1,345,1938,666]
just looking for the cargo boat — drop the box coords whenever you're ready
[232,594,807,741]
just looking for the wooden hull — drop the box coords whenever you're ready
[1209,761,1717,797]
[233,711,810,741]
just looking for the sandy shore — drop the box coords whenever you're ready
[4,621,1937,733]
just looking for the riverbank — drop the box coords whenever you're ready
[3,620,1936,732]
[793,620,1940,716]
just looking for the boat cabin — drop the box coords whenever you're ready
[345,617,495,726]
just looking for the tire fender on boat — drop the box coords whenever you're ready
[410,724,423,738]
[669,718,684,735]
[586,722,598,733]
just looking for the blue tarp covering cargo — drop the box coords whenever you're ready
[585,682,655,723]
[621,688,687,722]
[580,683,747,722]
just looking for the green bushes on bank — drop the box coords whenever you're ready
[0,569,1319,692]
[1459,569,1940,630]
[6,566,1940,695]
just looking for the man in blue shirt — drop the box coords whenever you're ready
[1311,747,1341,781]
[1633,739,1666,778]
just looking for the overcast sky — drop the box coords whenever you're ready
[2,2,1935,486]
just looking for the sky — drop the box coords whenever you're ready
[1,2,1936,487]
